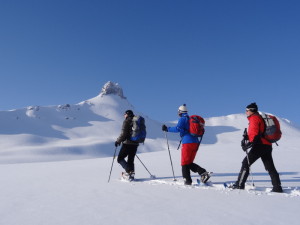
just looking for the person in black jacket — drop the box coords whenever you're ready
[115,110,139,180]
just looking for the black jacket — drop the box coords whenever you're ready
[117,116,139,145]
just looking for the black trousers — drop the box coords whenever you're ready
[182,163,206,184]
[117,144,138,173]
[237,144,281,188]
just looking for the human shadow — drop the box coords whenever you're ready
[135,171,300,191]
[201,125,240,144]
[207,171,300,189]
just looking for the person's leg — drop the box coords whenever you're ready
[234,146,261,189]
[190,163,206,175]
[182,143,204,184]
[126,145,138,173]
[117,144,129,171]
[261,146,283,192]
[181,143,194,185]
[182,164,192,185]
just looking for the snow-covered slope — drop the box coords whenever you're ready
[0,81,299,165]
[0,82,165,163]
[0,81,299,225]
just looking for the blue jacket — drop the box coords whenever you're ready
[168,113,200,144]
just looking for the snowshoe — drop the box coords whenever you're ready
[196,178,211,186]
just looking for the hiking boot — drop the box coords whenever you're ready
[271,186,283,193]
[200,171,211,183]
[183,178,192,186]
[229,182,245,190]
[128,171,135,180]
[121,172,129,179]
[121,172,134,181]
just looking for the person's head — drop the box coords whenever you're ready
[124,110,134,118]
[246,102,258,116]
[178,104,188,117]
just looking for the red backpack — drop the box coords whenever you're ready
[259,112,282,144]
[189,115,205,137]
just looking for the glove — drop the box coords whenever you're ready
[241,142,252,152]
[115,141,121,147]
[243,134,249,141]
[162,124,168,132]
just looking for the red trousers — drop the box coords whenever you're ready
[181,143,200,166]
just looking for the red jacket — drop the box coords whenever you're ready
[247,113,271,146]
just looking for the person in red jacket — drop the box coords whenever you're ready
[232,103,283,193]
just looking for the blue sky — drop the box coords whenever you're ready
[0,0,299,126]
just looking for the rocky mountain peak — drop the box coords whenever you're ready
[100,81,126,99]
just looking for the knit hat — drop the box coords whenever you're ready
[246,102,258,112]
[124,110,134,117]
[178,104,188,114]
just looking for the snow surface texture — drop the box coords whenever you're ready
[0,81,299,225]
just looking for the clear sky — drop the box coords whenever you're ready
[0,0,299,126]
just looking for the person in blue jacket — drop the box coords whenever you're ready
[162,104,210,185]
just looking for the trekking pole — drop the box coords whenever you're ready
[136,154,156,179]
[177,139,182,150]
[108,146,118,183]
[164,132,177,181]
